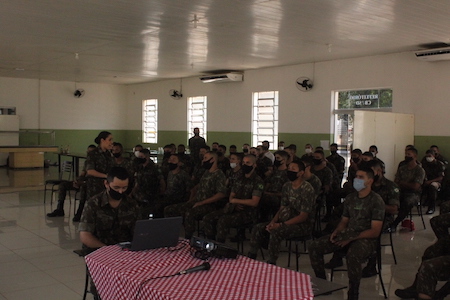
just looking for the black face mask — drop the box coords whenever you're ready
[168,163,178,170]
[108,187,123,200]
[113,153,121,158]
[243,148,249,153]
[330,150,337,155]
[136,157,146,164]
[177,151,184,155]
[373,174,380,182]
[217,152,223,157]
[287,170,298,181]
[313,158,322,166]
[274,160,282,167]
[404,156,414,162]
[352,157,360,163]
[202,158,214,169]
[241,164,254,174]
[163,152,171,159]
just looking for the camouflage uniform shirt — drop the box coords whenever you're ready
[372,177,400,225]
[165,170,191,200]
[231,171,264,210]
[78,191,140,245]
[311,166,333,190]
[135,163,163,199]
[342,191,385,233]
[85,148,115,199]
[265,169,289,193]
[278,180,316,224]
[395,164,426,193]
[306,173,322,197]
[195,169,227,202]
[225,168,244,195]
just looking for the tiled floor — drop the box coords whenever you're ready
[0,166,448,299]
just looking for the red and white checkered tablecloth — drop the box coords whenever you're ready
[85,241,313,300]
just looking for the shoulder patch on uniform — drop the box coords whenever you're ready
[394,188,399,193]
[257,184,264,189]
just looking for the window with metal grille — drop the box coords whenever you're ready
[187,96,207,141]
[142,99,158,143]
[252,91,278,150]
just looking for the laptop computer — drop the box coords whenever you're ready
[122,217,182,251]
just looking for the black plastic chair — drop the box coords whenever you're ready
[330,237,388,299]
[44,161,73,204]
[408,201,426,231]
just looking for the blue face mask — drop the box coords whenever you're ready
[353,178,366,192]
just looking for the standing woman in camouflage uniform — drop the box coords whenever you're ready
[85,131,115,200]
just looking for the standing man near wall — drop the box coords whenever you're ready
[188,127,206,165]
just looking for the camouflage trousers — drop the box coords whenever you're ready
[56,181,78,210]
[164,202,194,218]
[184,203,221,239]
[441,201,450,214]
[203,209,256,243]
[249,222,312,263]
[308,235,376,282]
[259,194,281,222]
[417,255,450,297]
[430,213,450,240]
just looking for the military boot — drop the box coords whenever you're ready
[347,281,360,300]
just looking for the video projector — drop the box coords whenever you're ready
[190,236,238,259]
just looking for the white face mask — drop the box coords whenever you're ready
[305,148,312,154]
[371,151,377,157]
[134,151,140,158]
[426,156,434,163]
[278,146,284,150]
[230,162,237,169]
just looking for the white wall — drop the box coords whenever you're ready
[0,78,127,130]
[125,51,450,137]
[2,50,450,138]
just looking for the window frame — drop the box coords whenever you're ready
[252,91,279,150]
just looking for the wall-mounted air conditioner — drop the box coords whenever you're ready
[199,72,243,83]
[414,47,450,61]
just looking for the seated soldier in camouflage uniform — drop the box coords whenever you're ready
[153,154,192,217]
[248,161,316,265]
[395,203,450,300]
[391,147,425,230]
[164,151,226,239]
[259,150,290,222]
[202,154,264,243]
[112,142,135,191]
[131,149,165,218]
[79,167,141,299]
[191,145,209,186]
[308,167,385,300]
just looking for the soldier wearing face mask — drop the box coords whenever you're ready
[112,143,134,187]
[242,143,250,154]
[327,143,346,183]
[202,154,264,243]
[248,161,315,265]
[164,151,227,240]
[310,150,334,221]
[259,150,290,222]
[191,145,209,185]
[326,160,400,277]
[226,152,243,193]
[216,144,231,174]
[390,147,425,231]
[79,166,141,299]
[309,168,385,300]
[153,154,192,217]
[301,143,314,160]
[131,149,165,217]
[421,150,445,214]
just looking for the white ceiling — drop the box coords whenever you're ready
[1,0,449,85]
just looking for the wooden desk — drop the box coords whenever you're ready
[0,146,58,168]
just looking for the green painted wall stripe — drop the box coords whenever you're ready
[18,129,449,163]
